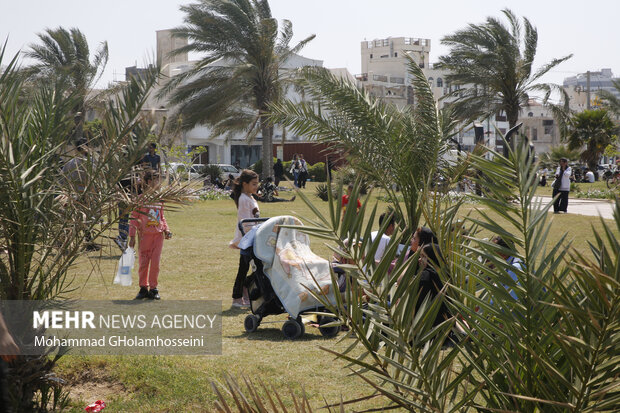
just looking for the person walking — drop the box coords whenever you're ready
[553,158,571,214]
[273,158,284,186]
[129,172,172,300]
[298,154,308,188]
[230,169,260,307]
[289,154,300,187]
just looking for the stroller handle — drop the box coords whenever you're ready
[239,218,269,236]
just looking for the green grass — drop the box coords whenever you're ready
[56,182,618,412]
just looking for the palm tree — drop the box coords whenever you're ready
[598,79,620,116]
[269,55,459,228]
[26,26,109,140]
[437,9,572,137]
[158,0,314,178]
[565,109,618,170]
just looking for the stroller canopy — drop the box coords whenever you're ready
[254,216,336,318]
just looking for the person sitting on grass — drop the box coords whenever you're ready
[257,177,295,203]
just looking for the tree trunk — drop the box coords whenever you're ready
[260,115,273,179]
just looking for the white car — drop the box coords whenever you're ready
[165,162,205,180]
[212,164,240,181]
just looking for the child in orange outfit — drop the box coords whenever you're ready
[129,172,171,300]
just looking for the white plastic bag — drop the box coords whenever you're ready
[114,247,135,286]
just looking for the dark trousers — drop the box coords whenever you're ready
[553,189,569,212]
[232,254,251,299]
[0,359,11,413]
[298,171,308,188]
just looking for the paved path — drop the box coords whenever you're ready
[534,196,615,220]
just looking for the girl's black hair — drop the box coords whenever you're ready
[417,227,438,247]
[231,169,258,207]
[422,243,443,268]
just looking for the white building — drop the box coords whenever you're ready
[357,36,508,152]
[140,30,331,167]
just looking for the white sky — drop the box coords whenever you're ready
[1,0,618,88]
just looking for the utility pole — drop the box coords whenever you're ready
[586,70,591,110]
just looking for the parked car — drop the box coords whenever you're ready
[212,164,240,181]
[164,162,205,180]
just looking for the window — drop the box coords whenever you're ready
[436,78,443,87]
[370,53,373,59]
[428,77,434,87]
[543,120,554,136]
[495,113,507,122]
[394,52,398,57]
[528,112,534,117]
[532,128,538,141]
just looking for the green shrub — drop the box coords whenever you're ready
[334,166,369,194]
[315,183,331,201]
[308,162,326,182]
[201,164,222,183]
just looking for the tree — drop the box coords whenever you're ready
[269,55,461,229]
[0,45,192,411]
[565,109,618,170]
[538,144,581,169]
[159,0,314,178]
[598,79,620,117]
[437,9,572,136]
[25,26,109,140]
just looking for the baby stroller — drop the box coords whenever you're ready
[238,216,339,339]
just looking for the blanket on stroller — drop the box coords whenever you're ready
[254,216,336,318]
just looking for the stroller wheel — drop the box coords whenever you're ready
[244,314,260,333]
[282,319,303,339]
[318,316,340,338]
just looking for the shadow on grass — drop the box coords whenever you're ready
[228,326,339,342]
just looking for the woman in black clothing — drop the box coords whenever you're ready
[417,243,451,328]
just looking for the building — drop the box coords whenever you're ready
[563,69,620,109]
[519,100,560,153]
[357,36,508,152]
[131,29,343,168]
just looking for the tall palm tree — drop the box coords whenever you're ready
[26,27,108,140]
[565,109,618,171]
[437,9,572,135]
[269,55,460,228]
[598,79,620,116]
[159,0,314,178]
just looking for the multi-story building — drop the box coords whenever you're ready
[563,69,619,108]
[519,100,560,153]
[357,36,509,152]
[134,29,342,168]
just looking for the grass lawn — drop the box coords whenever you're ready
[56,182,618,412]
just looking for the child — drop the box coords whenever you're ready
[129,172,171,300]
[230,169,260,307]
[341,183,361,213]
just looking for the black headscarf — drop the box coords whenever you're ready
[418,227,438,247]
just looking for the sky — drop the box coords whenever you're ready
[1,0,619,88]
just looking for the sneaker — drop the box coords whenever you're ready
[114,236,126,252]
[148,288,160,300]
[231,298,246,308]
[289,195,296,202]
[134,287,149,300]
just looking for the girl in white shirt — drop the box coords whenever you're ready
[230,169,260,307]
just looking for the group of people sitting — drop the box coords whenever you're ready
[331,212,524,339]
